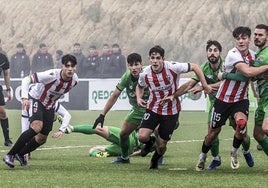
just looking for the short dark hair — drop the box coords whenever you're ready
[149,45,165,57]
[56,50,63,56]
[73,43,80,47]
[255,24,268,34]
[127,53,142,65]
[206,40,222,52]
[103,43,110,48]
[89,45,96,49]
[16,43,24,48]
[62,54,77,66]
[232,26,251,38]
[112,43,120,48]
[39,43,46,48]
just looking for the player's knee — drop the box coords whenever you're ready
[35,134,47,145]
[254,126,265,141]
[138,134,149,143]
[262,125,268,134]
[0,111,7,119]
[120,131,129,139]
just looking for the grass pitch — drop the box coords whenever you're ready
[0,110,267,188]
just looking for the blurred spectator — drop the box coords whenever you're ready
[98,44,113,78]
[111,43,126,77]
[31,43,54,73]
[10,43,30,78]
[0,39,7,56]
[70,43,86,77]
[55,50,64,68]
[84,45,100,78]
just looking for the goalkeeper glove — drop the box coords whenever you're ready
[93,114,105,129]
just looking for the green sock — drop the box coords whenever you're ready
[242,134,250,151]
[73,124,95,134]
[120,137,130,158]
[258,136,268,156]
[210,136,219,157]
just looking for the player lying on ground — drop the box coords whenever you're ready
[65,123,164,164]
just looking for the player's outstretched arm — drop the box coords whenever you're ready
[93,88,121,129]
[189,63,212,94]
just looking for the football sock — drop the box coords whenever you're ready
[258,136,268,156]
[210,136,219,157]
[120,136,130,158]
[231,147,238,154]
[21,116,30,133]
[241,134,250,151]
[232,135,243,149]
[73,124,95,134]
[18,137,40,155]
[152,150,162,161]
[1,118,10,141]
[201,140,211,154]
[8,128,37,155]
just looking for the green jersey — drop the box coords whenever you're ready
[253,46,268,98]
[116,70,149,110]
[192,60,223,102]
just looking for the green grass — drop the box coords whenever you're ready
[0,110,267,188]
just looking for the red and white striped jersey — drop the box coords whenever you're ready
[21,69,78,109]
[138,61,190,115]
[216,47,255,103]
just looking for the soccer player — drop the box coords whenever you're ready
[196,26,268,171]
[68,124,141,157]
[3,54,78,168]
[250,24,268,158]
[93,53,150,164]
[171,40,254,170]
[20,101,72,160]
[0,53,13,147]
[136,45,212,169]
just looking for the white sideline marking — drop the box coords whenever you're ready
[169,168,188,171]
[0,138,234,153]
[169,137,233,144]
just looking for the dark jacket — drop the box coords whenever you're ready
[10,51,30,77]
[31,51,54,73]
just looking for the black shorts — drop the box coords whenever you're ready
[28,97,55,135]
[210,99,249,129]
[0,86,6,105]
[140,109,179,141]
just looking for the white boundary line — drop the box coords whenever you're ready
[0,137,235,153]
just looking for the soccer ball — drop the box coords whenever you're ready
[189,91,202,100]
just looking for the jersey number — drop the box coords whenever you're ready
[143,113,150,120]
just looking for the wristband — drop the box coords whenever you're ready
[6,88,11,91]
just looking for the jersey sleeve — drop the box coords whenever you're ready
[32,69,57,84]
[225,50,244,69]
[169,61,190,73]
[138,71,147,88]
[0,53,9,70]
[116,71,129,91]
[56,103,71,132]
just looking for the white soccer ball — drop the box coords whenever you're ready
[189,91,202,100]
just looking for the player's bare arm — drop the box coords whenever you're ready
[136,84,146,107]
[101,88,121,116]
[236,62,268,77]
[160,79,197,105]
[190,63,213,94]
